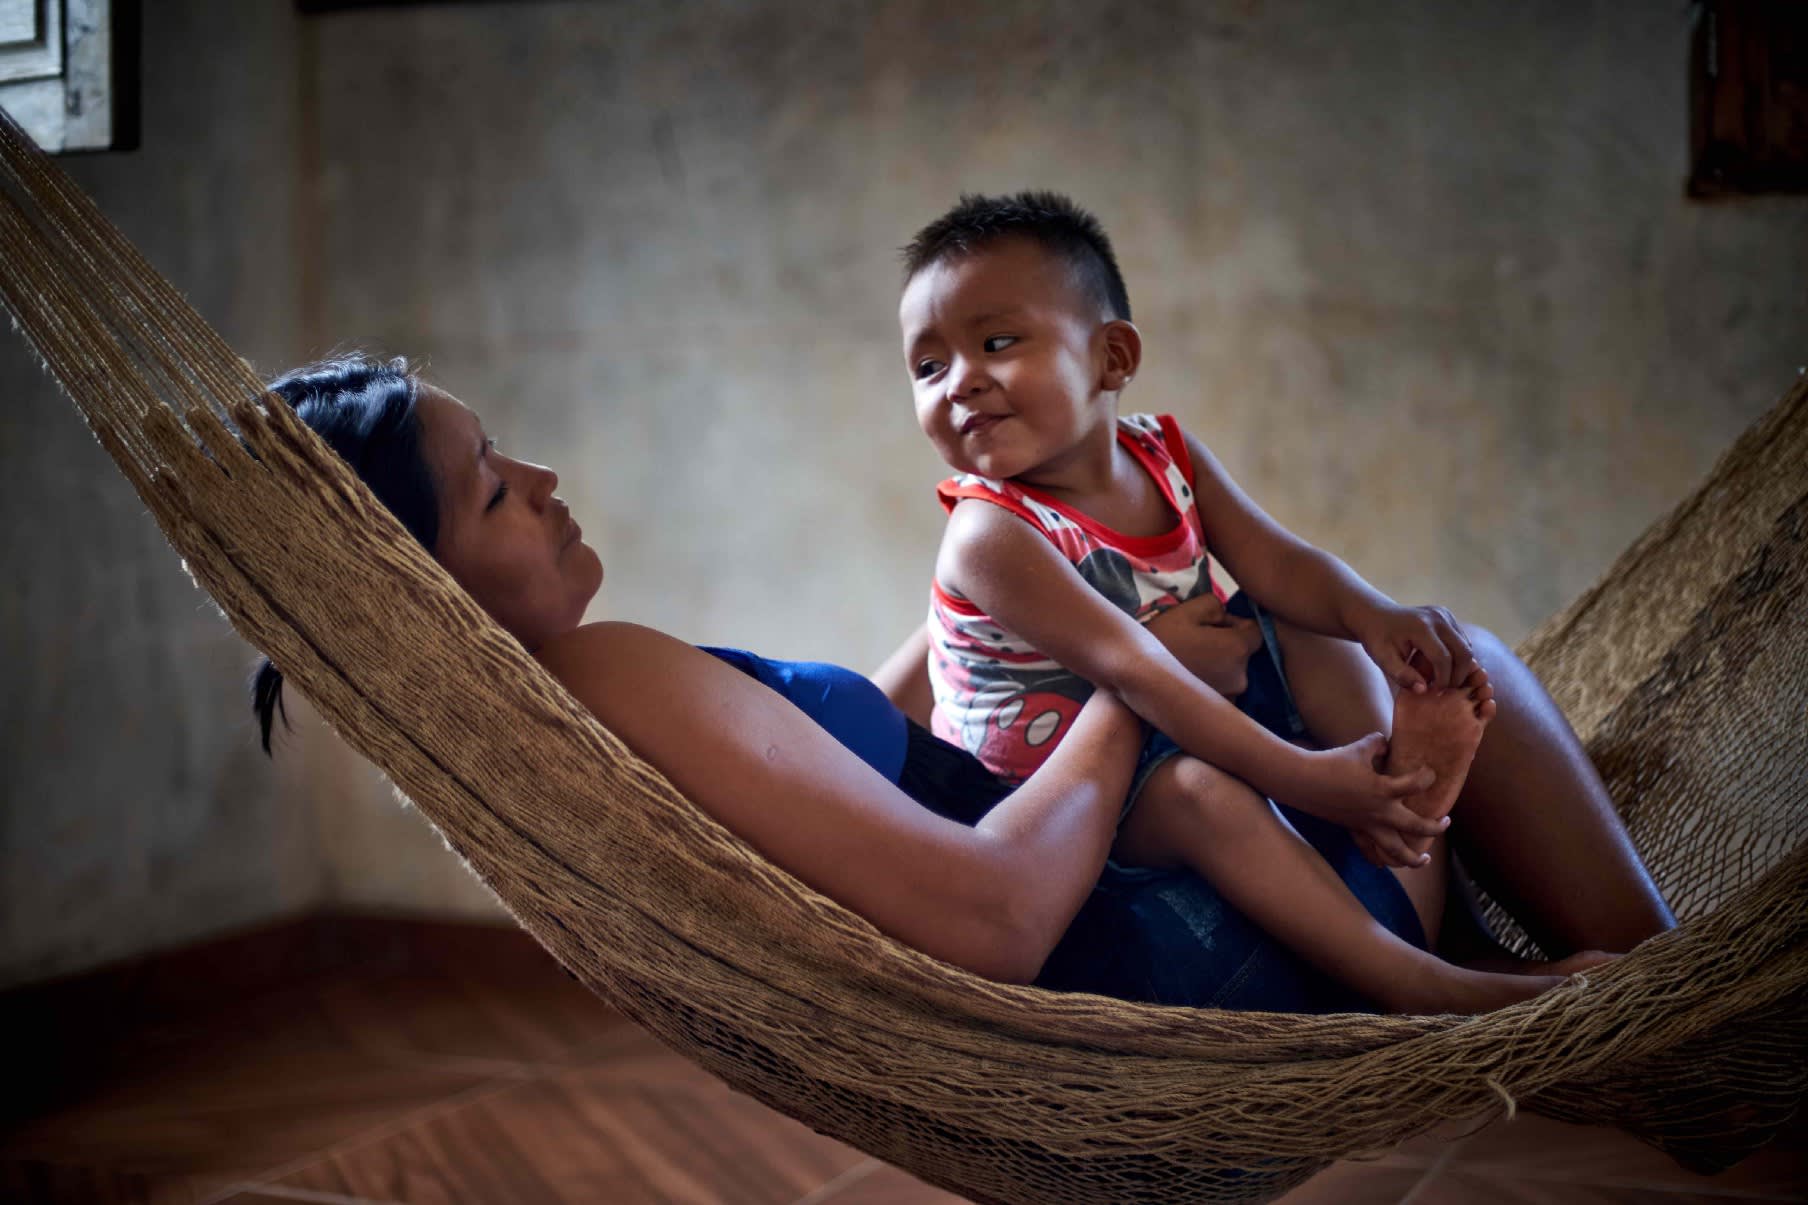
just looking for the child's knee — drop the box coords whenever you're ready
[1148,757,1267,833]
[1115,756,1272,869]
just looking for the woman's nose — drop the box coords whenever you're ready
[526,462,559,506]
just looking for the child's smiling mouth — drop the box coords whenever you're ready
[960,413,1007,437]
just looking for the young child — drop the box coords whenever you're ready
[899,191,1592,1013]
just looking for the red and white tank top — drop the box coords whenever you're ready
[928,413,1227,783]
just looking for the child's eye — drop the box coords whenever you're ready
[486,481,510,513]
[913,358,945,380]
[984,335,1018,353]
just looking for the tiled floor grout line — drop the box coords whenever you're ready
[1449,1170,1808,1199]
[212,1183,404,1205]
[197,1073,535,1205]
[1397,1134,1470,1205]
[348,1042,579,1079]
[312,1006,653,1079]
[787,1157,883,1205]
[567,1027,668,1060]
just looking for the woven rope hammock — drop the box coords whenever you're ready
[3,107,1804,1203]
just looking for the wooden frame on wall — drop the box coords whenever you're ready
[1689,0,1808,198]
[297,1,551,12]
[0,0,138,154]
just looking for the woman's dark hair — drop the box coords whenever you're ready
[251,355,438,754]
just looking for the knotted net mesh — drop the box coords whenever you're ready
[2,108,1803,1202]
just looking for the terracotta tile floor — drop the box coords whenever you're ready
[2,915,1802,1204]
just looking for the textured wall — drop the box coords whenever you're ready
[0,2,319,987]
[297,0,1806,915]
[5,0,1805,974]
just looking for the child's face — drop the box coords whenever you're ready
[900,237,1116,482]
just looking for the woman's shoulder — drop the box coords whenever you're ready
[535,621,705,716]
[538,619,678,666]
[530,622,802,802]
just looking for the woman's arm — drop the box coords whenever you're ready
[537,621,1142,984]
[870,623,935,729]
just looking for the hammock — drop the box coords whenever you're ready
[2,106,1803,1204]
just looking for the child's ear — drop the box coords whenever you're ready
[1099,320,1143,391]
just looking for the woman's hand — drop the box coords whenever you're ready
[1292,735,1448,867]
[1352,602,1479,692]
[1143,594,1264,698]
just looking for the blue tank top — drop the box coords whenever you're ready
[702,647,908,783]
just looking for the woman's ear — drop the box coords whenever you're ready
[1099,320,1143,391]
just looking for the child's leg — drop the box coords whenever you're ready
[1267,623,1466,947]
[1113,755,1570,1014]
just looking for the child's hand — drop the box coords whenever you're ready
[1296,734,1447,866]
[1143,595,1264,698]
[1355,603,1479,693]
[1350,828,1441,870]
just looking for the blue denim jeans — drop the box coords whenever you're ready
[1035,803,1424,1011]
[1035,591,1426,1013]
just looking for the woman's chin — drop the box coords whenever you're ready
[576,547,606,601]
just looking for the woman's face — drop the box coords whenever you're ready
[415,385,603,650]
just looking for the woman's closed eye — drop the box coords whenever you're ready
[480,445,509,510]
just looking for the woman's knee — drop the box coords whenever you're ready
[1467,624,1513,666]
[1465,624,1543,698]
[1271,620,1390,743]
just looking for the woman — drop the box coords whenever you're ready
[254,356,1675,1010]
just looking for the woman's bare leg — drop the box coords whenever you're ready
[1276,621,1675,957]
[1442,627,1675,955]
[1115,756,1566,1014]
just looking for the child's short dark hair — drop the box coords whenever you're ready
[901,191,1132,322]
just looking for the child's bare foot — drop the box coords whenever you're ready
[1388,948,1619,1013]
[1386,667,1496,838]
[1527,949,1619,976]
[1385,960,1572,1015]
[1462,949,1620,977]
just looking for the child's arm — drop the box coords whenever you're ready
[1181,431,1480,692]
[939,499,1438,834]
[871,623,934,729]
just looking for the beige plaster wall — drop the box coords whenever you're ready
[0,2,322,987]
[5,1,1805,974]
[296,1,1805,916]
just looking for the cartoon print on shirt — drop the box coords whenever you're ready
[1076,547,1206,618]
[929,414,1227,784]
[932,654,1090,772]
